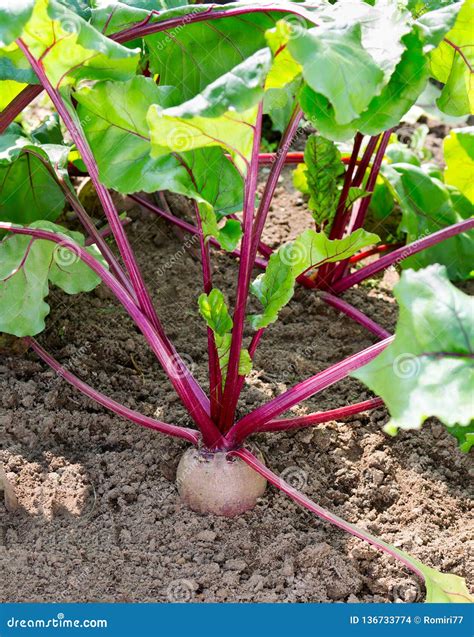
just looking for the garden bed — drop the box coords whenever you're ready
[1,165,471,604]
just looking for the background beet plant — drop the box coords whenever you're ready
[0,0,473,603]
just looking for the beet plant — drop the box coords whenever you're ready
[0,0,473,603]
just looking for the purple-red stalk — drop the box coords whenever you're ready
[319,292,391,340]
[216,109,304,415]
[250,108,303,273]
[193,201,222,421]
[28,338,199,445]
[84,217,132,246]
[0,84,43,133]
[0,222,222,448]
[348,243,402,264]
[317,134,376,287]
[329,133,364,241]
[113,6,318,43]
[21,146,134,295]
[225,337,393,446]
[233,448,424,580]
[17,40,164,338]
[257,152,304,165]
[131,195,392,342]
[329,130,392,284]
[218,103,264,430]
[17,40,212,420]
[260,397,384,433]
[348,131,392,235]
[332,218,474,294]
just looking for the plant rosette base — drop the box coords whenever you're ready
[176,446,267,517]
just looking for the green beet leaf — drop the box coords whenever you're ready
[289,24,384,126]
[91,0,187,35]
[303,135,345,227]
[0,79,28,110]
[300,31,429,141]
[289,0,416,128]
[30,112,64,145]
[0,131,67,225]
[346,503,474,601]
[144,2,318,103]
[198,288,233,337]
[75,76,243,251]
[353,265,474,442]
[321,0,413,82]
[0,0,35,47]
[0,221,106,337]
[394,545,473,602]
[416,561,473,603]
[443,127,474,203]
[446,421,474,453]
[249,228,379,329]
[382,162,474,280]
[429,0,473,115]
[148,49,272,173]
[198,288,251,381]
[296,0,457,140]
[413,1,462,51]
[1,0,139,87]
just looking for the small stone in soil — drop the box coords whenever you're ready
[196,530,217,542]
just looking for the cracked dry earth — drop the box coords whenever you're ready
[1,164,472,603]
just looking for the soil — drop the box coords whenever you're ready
[1,164,472,604]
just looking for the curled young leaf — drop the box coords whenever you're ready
[198,288,251,381]
[302,134,345,227]
[198,288,233,337]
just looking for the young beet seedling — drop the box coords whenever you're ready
[0,0,472,602]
